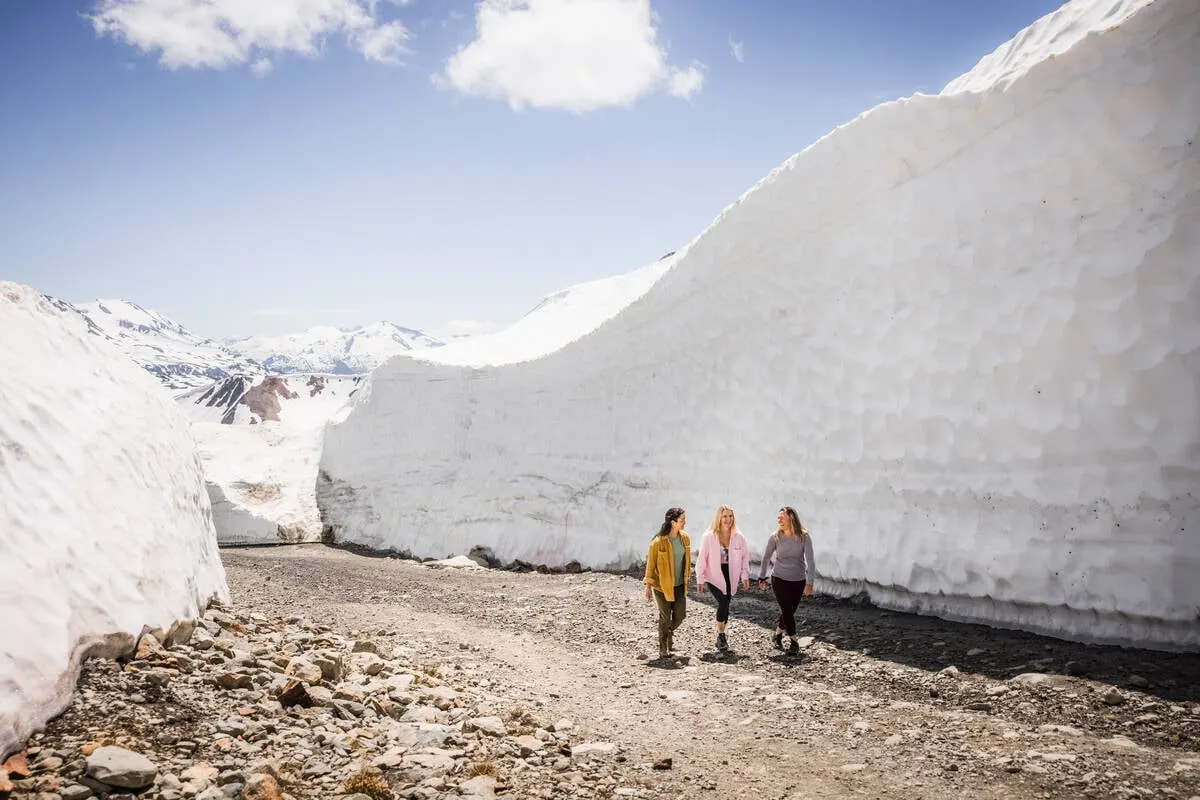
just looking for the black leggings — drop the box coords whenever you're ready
[771,576,806,636]
[705,564,733,623]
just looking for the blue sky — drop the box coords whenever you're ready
[1,0,1064,339]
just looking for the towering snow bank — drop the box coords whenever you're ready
[318,0,1200,650]
[178,374,365,545]
[0,284,229,757]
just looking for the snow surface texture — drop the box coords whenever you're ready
[68,298,265,391]
[227,321,444,375]
[319,0,1200,651]
[0,283,229,757]
[178,374,365,545]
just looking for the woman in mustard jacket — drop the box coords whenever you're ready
[644,507,691,660]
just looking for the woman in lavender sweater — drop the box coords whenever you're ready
[757,506,816,655]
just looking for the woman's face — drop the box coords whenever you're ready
[720,509,734,530]
[674,511,687,530]
[777,509,787,528]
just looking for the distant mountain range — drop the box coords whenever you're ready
[50,297,444,391]
[225,322,443,375]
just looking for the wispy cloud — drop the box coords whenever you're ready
[667,61,703,100]
[251,308,362,317]
[88,0,413,70]
[436,0,705,113]
[728,35,744,63]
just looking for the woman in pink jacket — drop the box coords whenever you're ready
[695,505,751,652]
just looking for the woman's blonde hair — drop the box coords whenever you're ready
[708,504,739,536]
[777,506,808,538]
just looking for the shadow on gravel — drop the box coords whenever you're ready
[697,652,749,664]
[690,587,1200,704]
[645,657,690,670]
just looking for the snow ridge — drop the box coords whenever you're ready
[318,0,1200,650]
[63,297,265,391]
[0,283,229,758]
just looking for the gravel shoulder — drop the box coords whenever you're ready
[224,545,1200,800]
[9,544,1198,800]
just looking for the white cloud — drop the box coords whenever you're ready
[667,62,703,100]
[437,0,704,112]
[88,0,412,70]
[251,57,273,76]
[728,36,743,63]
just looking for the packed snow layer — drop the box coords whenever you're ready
[319,0,1200,650]
[227,322,443,375]
[0,283,229,758]
[179,374,364,545]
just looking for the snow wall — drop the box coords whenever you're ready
[319,0,1200,651]
[0,284,230,758]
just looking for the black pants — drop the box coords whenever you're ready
[705,564,732,623]
[771,576,806,636]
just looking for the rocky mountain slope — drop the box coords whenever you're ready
[58,298,265,392]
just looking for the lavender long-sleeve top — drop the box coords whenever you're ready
[758,533,816,583]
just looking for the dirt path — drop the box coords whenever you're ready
[222,546,1200,800]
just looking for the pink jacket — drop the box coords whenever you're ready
[695,530,751,595]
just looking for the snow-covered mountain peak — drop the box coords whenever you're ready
[78,298,192,339]
[227,321,444,375]
[57,297,265,392]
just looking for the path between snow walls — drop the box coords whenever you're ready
[0,284,229,758]
[318,0,1200,651]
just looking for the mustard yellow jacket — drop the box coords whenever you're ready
[643,532,691,601]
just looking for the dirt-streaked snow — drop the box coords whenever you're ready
[0,283,228,757]
[318,0,1200,650]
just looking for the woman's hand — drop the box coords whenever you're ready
[697,583,704,594]
[804,583,814,597]
[644,585,653,602]
[758,579,768,591]
[741,579,750,590]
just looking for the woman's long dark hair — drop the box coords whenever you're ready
[656,507,685,538]
[779,506,808,538]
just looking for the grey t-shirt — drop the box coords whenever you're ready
[758,533,816,583]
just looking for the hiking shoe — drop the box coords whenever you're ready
[716,633,728,652]
[787,638,800,656]
[772,632,783,650]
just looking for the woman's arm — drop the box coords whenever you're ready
[694,534,709,592]
[739,533,751,588]
[757,535,776,581]
[643,540,659,600]
[804,534,816,596]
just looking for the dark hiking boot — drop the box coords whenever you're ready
[787,638,801,656]
[716,633,728,652]
[772,632,783,650]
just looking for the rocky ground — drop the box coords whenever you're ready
[5,544,1199,800]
